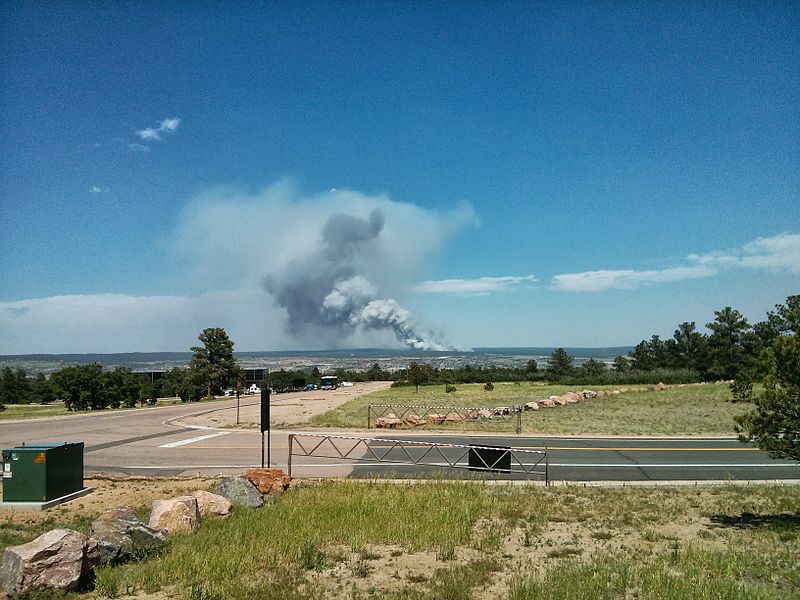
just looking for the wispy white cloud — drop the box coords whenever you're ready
[127,143,150,153]
[134,116,181,142]
[135,127,161,141]
[88,185,110,193]
[552,232,800,292]
[688,232,800,273]
[159,117,181,132]
[552,266,715,292]
[414,275,538,296]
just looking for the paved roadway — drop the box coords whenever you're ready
[0,399,797,483]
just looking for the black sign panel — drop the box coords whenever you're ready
[468,445,511,473]
[260,388,271,433]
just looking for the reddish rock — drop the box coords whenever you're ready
[426,413,446,425]
[553,396,567,406]
[376,416,403,428]
[444,411,464,422]
[245,468,291,495]
[403,415,427,426]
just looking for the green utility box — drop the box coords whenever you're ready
[2,442,84,502]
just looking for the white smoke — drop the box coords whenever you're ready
[170,181,477,350]
[264,207,456,349]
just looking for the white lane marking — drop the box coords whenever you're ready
[159,432,230,448]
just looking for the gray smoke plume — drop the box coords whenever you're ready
[264,209,452,350]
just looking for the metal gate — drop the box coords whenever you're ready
[287,433,547,483]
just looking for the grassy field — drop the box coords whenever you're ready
[71,480,800,599]
[311,382,753,435]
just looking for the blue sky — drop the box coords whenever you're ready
[1,2,798,353]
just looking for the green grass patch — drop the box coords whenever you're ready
[312,381,753,434]
[0,395,232,421]
[88,481,799,599]
[0,513,93,554]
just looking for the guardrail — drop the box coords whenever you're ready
[287,433,547,483]
[367,404,523,434]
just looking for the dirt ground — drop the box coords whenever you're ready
[0,476,217,526]
[0,477,784,600]
[180,381,392,429]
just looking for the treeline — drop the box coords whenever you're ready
[0,364,213,412]
[621,297,798,383]
[0,327,242,412]
[0,368,58,406]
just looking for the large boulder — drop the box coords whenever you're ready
[654,382,668,391]
[444,411,464,422]
[375,413,403,428]
[552,396,567,406]
[524,401,539,411]
[244,468,291,495]
[90,507,167,564]
[477,408,493,419]
[403,415,427,426]
[538,399,556,408]
[191,490,232,518]
[563,392,581,403]
[0,529,100,596]
[213,476,264,509]
[581,390,597,398]
[148,496,200,534]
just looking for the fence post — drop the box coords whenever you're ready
[545,445,549,486]
[367,405,371,429]
[516,406,522,434]
[288,434,294,479]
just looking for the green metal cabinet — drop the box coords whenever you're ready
[2,442,84,502]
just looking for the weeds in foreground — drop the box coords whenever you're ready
[83,481,797,599]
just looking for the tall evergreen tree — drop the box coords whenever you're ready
[546,348,576,378]
[407,361,430,392]
[189,327,240,399]
[670,321,706,371]
[706,307,751,380]
[735,295,800,461]
[629,340,656,371]
[580,358,607,378]
[612,355,630,372]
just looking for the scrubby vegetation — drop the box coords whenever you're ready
[21,480,794,600]
[314,381,751,435]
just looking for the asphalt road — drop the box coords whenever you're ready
[0,400,797,483]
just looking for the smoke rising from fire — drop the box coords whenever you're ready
[265,208,452,350]
[169,182,477,349]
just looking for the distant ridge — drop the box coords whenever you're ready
[1,346,634,363]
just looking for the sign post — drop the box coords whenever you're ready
[260,388,271,467]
